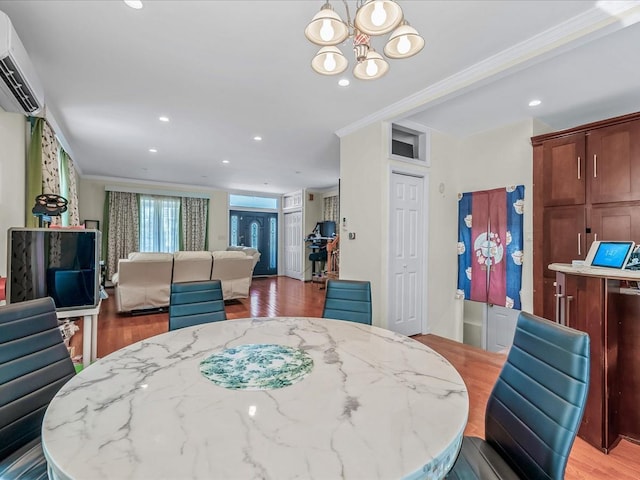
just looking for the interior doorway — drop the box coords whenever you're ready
[388,171,426,336]
[229,210,277,276]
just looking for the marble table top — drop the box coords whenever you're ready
[42,317,468,480]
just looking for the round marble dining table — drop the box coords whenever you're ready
[42,317,469,480]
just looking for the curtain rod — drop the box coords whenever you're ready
[104,185,210,199]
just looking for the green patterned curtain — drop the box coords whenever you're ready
[106,191,140,280]
[323,195,339,223]
[59,149,80,226]
[25,118,43,227]
[180,197,209,251]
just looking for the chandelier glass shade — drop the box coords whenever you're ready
[312,46,349,75]
[305,0,424,80]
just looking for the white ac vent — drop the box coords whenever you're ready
[0,11,44,115]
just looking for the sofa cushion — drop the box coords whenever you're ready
[213,251,246,260]
[173,251,213,283]
[127,252,174,262]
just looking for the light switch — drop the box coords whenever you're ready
[348,232,356,240]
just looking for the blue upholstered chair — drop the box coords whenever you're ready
[447,311,590,480]
[0,297,76,480]
[169,280,226,331]
[322,279,372,325]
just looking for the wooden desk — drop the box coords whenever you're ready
[550,264,640,452]
[42,317,468,479]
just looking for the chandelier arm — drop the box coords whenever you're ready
[340,0,353,31]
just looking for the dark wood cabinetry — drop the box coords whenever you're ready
[542,133,586,206]
[588,120,640,204]
[532,112,640,318]
[555,272,612,451]
[554,266,640,452]
[536,112,640,453]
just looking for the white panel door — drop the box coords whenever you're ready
[389,172,424,336]
[283,211,302,279]
[486,304,518,353]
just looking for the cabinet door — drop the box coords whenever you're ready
[541,277,557,322]
[543,206,586,277]
[591,204,640,243]
[543,133,586,206]
[588,119,640,204]
[562,274,608,451]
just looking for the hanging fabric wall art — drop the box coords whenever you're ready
[457,185,525,309]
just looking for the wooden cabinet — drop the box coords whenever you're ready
[588,119,640,204]
[542,133,586,206]
[591,203,640,241]
[554,266,640,453]
[556,272,612,451]
[532,112,640,319]
[542,205,586,276]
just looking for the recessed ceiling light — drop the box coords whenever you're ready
[253,136,262,141]
[338,78,350,87]
[528,99,542,107]
[148,148,157,153]
[124,0,143,9]
[222,159,230,164]
[158,116,170,122]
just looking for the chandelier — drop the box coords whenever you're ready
[304,0,424,81]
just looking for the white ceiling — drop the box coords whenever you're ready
[0,1,639,194]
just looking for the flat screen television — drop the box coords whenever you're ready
[7,227,101,311]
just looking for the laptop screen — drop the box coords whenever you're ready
[590,241,635,269]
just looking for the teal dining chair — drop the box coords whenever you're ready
[0,297,76,480]
[322,279,372,325]
[169,280,226,331]
[447,311,590,480]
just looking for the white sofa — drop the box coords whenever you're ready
[112,252,174,313]
[112,248,260,312]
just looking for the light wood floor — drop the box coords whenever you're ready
[72,276,640,479]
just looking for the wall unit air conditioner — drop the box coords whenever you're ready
[0,11,44,114]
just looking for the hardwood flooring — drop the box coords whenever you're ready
[70,276,639,479]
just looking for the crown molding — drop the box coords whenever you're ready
[336,3,640,138]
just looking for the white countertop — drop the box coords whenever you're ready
[549,263,640,280]
[42,317,468,480]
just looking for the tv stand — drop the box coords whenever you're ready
[56,301,101,369]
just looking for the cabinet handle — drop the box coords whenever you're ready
[593,154,597,178]
[556,293,564,324]
[577,156,581,180]
[578,233,581,256]
[565,295,574,327]
[594,233,598,242]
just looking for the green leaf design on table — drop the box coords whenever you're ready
[200,344,314,390]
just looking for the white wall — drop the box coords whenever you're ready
[340,122,388,327]
[340,118,547,342]
[426,130,463,340]
[0,111,27,277]
[456,119,538,317]
[78,177,230,252]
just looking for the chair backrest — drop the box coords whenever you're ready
[322,279,372,325]
[169,280,226,331]
[0,297,75,461]
[485,311,590,480]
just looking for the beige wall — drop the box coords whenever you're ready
[0,111,27,277]
[340,118,546,341]
[78,177,230,252]
[340,122,388,327]
[457,119,537,316]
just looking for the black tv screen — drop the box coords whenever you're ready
[7,228,101,311]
